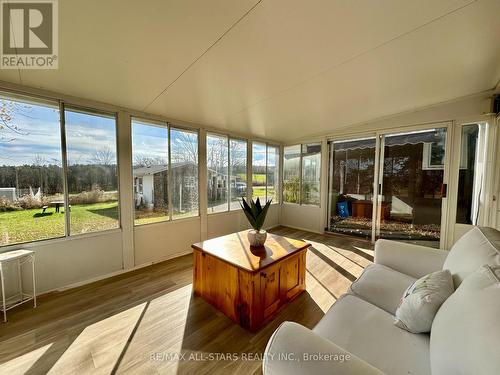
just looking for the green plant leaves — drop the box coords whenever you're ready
[240,197,272,231]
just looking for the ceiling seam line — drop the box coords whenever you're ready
[222,0,479,121]
[142,0,263,112]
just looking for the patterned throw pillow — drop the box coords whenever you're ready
[394,269,454,333]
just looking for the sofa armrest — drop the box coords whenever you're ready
[374,239,449,278]
[263,322,383,375]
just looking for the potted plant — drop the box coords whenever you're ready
[240,197,272,247]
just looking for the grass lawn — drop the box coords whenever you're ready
[237,173,266,184]
[252,187,266,199]
[0,201,119,246]
[134,209,198,226]
[252,173,266,184]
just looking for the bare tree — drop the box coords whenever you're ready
[230,140,246,168]
[207,137,227,172]
[171,131,197,164]
[91,146,115,165]
[32,154,48,167]
[32,154,48,193]
[133,155,167,167]
[0,99,30,143]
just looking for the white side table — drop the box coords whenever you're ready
[0,249,36,322]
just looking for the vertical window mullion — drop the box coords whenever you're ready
[59,101,71,237]
[299,145,303,205]
[167,125,173,221]
[265,144,268,202]
[227,138,230,211]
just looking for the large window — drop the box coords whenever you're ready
[65,108,120,234]
[267,145,280,203]
[207,134,229,213]
[251,142,280,203]
[0,95,65,246]
[230,139,247,210]
[207,133,248,213]
[131,119,168,225]
[283,143,321,206]
[132,121,198,223]
[0,93,121,248]
[283,145,301,204]
[252,142,266,201]
[170,127,198,219]
[301,143,321,205]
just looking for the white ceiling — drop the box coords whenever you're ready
[1,0,499,142]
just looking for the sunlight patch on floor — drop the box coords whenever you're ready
[113,284,193,373]
[305,271,336,313]
[48,302,148,374]
[0,343,53,373]
[304,239,365,278]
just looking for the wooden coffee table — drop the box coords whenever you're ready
[192,230,310,331]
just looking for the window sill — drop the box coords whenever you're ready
[134,215,200,230]
[0,228,122,252]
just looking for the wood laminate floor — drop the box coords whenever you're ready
[0,227,373,375]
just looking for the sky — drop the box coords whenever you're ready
[132,120,199,165]
[0,98,271,169]
[0,99,117,166]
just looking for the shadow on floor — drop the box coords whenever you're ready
[176,291,325,374]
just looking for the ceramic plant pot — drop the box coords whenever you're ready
[247,229,267,247]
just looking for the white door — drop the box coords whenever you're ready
[373,125,451,249]
[446,120,492,247]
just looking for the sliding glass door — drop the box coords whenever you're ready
[327,137,376,238]
[375,128,448,248]
[327,126,450,248]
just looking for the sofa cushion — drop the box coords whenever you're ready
[314,294,431,375]
[349,263,416,314]
[430,265,500,375]
[394,269,454,333]
[443,226,500,287]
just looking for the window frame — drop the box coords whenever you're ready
[131,117,170,226]
[265,144,280,204]
[131,117,200,225]
[0,92,122,249]
[63,104,121,236]
[207,131,249,214]
[229,137,248,211]
[169,125,200,220]
[283,143,321,207]
[251,141,281,205]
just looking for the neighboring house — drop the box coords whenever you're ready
[133,165,167,208]
[207,168,240,205]
[133,162,200,214]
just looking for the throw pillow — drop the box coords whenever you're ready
[394,269,454,333]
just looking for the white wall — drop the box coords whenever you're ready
[280,204,323,234]
[134,218,201,266]
[3,231,123,295]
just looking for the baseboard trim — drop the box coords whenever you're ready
[277,224,323,235]
[51,250,193,294]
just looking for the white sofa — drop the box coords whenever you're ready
[263,227,500,375]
